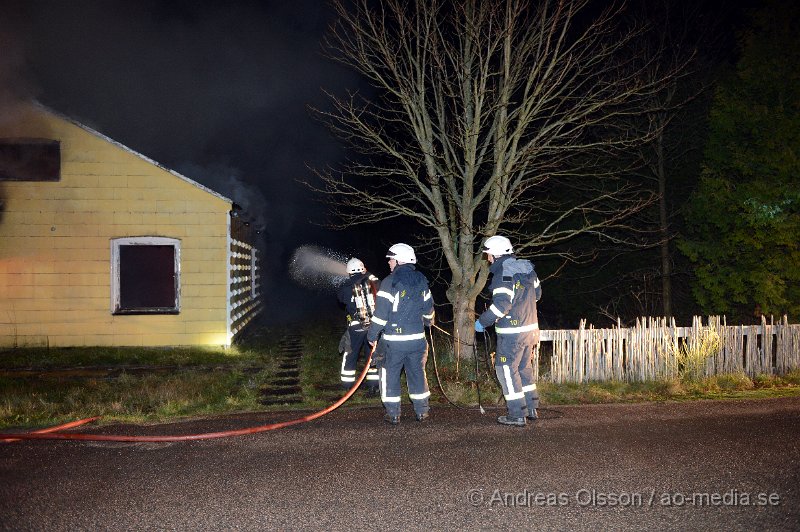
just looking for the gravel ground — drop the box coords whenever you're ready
[1,396,798,531]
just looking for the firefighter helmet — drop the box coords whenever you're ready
[386,243,416,264]
[346,258,366,274]
[483,235,513,256]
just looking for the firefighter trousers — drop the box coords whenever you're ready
[379,340,430,417]
[340,325,379,389]
[494,332,540,418]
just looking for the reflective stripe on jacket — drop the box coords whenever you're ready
[477,254,539,335]
[367,264,434,344]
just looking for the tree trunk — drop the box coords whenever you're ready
[656,133,673,318]
[449,285,478,363]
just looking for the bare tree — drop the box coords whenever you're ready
[315,0,682,356]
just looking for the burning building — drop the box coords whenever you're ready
[0,102,262,347]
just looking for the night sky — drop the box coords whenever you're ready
[0,0,758,326]
[1,0,379,324]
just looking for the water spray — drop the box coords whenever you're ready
[288,245,350,291]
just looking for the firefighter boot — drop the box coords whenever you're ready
[497,415,526,427]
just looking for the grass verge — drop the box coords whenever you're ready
[0,325,284,429]
[1,324,798,429]
[424,332,800,408]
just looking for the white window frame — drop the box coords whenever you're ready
[111,237,181,314]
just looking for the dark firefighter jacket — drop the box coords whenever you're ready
[367,264,435,345]
[477,254,541,335]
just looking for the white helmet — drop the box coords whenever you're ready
[386,243,416,264]
[483,235,513,256]
[346,257,366,274]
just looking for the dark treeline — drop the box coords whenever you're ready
[533,0,799,328]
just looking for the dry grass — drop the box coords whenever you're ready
[0,369,272,428]
[2,321,799,429]
[672,327,722,382]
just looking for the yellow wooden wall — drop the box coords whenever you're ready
[0,103,233,347]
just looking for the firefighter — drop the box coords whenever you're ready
[337,257,380,394]
[475,235,542,427]
[367,243,435,425]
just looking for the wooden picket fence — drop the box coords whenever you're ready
[539,315,800,383]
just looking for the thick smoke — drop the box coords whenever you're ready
[177,162,267,231]
[0,0,368,327]
[0,7,35,128]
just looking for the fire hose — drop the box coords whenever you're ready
[429,322,563,420]
[0,347,374,443]
[1,416,102,443]
[427,322,486,414]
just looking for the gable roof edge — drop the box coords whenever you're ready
[33,101,233,205]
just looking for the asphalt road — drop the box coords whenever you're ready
[1,397,798,531]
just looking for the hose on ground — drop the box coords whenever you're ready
[1,416,102,443]
[0,347,374,443]
[428,323,487,414]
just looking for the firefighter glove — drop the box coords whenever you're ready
[474,319,485,333]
